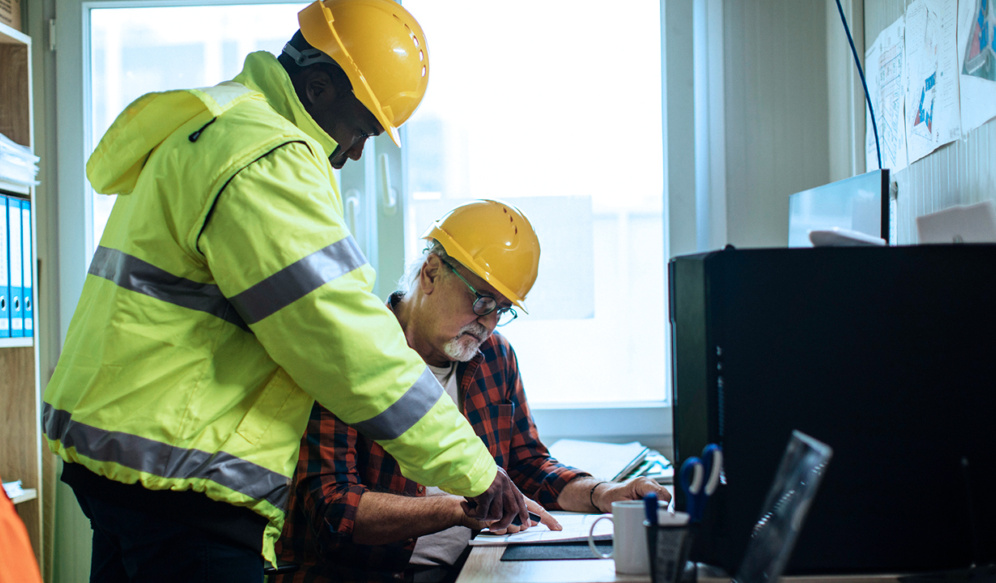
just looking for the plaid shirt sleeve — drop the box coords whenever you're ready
[278,402,417,582]
[466,334,590,510]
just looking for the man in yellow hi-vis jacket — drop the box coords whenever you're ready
[42,1,526,581]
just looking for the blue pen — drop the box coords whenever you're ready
[644,492,659,526]
[644,492,659,571]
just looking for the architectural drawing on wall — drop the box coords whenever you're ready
[958,0,996,133]
[865,16,908,172]
[912,72,937,137]
[962,0,996,80]
[905,0,961,163]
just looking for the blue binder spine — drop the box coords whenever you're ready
[8,196,22,338]
[0,195,9,339]
[20,199,32,337]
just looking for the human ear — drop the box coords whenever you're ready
[304,70,336,108]
[420,256,442,295]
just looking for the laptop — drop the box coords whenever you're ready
[730,430,834,583]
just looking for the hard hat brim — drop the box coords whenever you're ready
[299,2,402,147]
[423,225,530,315]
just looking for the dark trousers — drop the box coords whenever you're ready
[74,490,263,583]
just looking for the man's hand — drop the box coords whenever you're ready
[485,498,562,535]
[461,467,528,531]
[592,477,672,513]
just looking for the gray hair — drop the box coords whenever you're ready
[397,239,455,296]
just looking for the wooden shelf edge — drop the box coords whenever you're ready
[10,488,37,505]
[0,21,29,45]
[0,336,34,348]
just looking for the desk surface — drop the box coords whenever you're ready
[454,550,903,583]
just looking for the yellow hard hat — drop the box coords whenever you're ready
[298,0,429,147]
[423,200,541,314]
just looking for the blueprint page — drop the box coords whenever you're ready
[905,0,962,163]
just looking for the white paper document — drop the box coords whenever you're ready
[470,512,612,546]
[904,0,962,163]
[957,0,996,133]
[866,15,909,173]
[548,439,648,482]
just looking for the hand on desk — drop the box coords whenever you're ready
[591,477,672,514]
[462,467,529,531]
[477,498,563,535]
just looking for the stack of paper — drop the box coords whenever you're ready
[0,133,39,186]
[549,439,649,482]
[2,480,25,499]
[471,512,611,546]
[616,451,674,484]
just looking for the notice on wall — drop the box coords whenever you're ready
[904,0,962,163]
[865,15,909,173]
[957,0,996,133]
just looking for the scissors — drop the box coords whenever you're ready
[679,444,723,522]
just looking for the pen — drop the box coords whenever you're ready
[645,492,659,571]
[510,511,543,527]
[644,492,659,527]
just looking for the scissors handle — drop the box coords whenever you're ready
[679,457,706,521]
[700,444,724,496]
[679,457,703,493]
[680,445,724,522]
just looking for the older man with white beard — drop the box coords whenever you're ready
[275,200,670,583]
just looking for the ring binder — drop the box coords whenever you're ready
[7,195,21,338]
[0,195,9,338]
[19,198,31,337]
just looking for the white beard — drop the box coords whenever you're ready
[443,323,489,362]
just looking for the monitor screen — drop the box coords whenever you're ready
[787,169,889,247]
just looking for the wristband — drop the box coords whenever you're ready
[589,481,607,511]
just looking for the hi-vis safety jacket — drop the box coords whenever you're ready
[42,52,497,564]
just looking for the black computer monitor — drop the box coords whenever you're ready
[787,169,890,246]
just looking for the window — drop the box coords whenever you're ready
[56,0,669,441]
[401,0,666,408]
[88,3,305,247]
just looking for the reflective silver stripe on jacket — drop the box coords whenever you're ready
[351,367,444,441]
[229,236,367,325]
[89,246,250,332]
[42,403,289,511]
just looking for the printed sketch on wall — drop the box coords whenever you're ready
[962,0,996,80]
[865,16,909,173]
[904,0,961,163]
[959,0,996,132]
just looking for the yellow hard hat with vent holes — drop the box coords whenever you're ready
[422,200,541,314]
[298,0,429,147]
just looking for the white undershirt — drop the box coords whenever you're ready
[427,362,459,406]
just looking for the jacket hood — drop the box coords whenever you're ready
[87,51,338,196]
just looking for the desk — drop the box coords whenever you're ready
[454,550,902,583]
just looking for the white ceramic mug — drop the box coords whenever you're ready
[587,500,651,574]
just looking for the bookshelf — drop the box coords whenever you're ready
[0,18,44,572]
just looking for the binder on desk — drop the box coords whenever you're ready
[19,199,31,337]
[0,195,9,338]
[7,197,21,338]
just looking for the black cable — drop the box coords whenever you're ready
[835,0,882,170]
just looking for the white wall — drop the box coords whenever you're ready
[721,0,831,248]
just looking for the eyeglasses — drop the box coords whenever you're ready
[440,258,518,327]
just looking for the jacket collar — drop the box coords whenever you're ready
[233,51,339,160]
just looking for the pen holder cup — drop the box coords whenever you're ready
[645,520,695,583]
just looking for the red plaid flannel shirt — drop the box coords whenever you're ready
[275,329,586,583]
